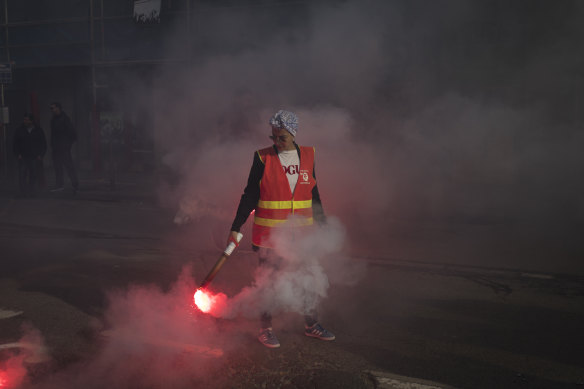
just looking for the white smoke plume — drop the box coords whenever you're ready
[102,0,583,271]
[210,217,365,320]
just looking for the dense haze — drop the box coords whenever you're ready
[115,0,584,266]
[3,1,584,387]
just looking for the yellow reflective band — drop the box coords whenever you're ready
[258,199,312,209]
[254,216,314,227]
[293,199,312,209]
[258,200,291,209]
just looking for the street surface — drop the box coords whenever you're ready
[0,178,583,389]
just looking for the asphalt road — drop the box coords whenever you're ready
[0,183,583,389]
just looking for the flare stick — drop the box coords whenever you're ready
[199,232,243,289]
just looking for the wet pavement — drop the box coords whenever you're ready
[0,176,583,389]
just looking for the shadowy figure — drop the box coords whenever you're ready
[49,102,78,193]
[12,113,47,197]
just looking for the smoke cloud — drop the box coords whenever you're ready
[7,0,584,386]
[209,217,364,320]
[113,1,582,268]
[24,268,238,389]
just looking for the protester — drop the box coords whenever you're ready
[49,102,78,193]
[229,110,335,348]
[12,113,47,197]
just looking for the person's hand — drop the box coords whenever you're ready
[227,230,240,247]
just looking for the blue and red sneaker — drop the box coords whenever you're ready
[304,323,335,340]
[258,327,280,348]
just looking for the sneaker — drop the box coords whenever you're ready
[258,327,280,348]
[305,323,335,341]
[50,186,65,192]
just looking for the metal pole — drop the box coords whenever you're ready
[89,0,96,104]
[100,0,105,59]
[89,0,100,173]
[1,83,5,179]
[2,0,9,180]
[3,0,9,62]
[186,0,191,63]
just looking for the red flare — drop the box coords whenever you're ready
[194,289,212,313]
[193,288,227,315]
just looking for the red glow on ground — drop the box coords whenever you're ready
[0,354,30,388]
[0,371,8,387]
[194,289,212,312]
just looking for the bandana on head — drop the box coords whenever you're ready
[269,110,298,137]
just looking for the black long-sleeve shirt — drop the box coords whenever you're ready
[13,124,47,160]
[50,112,76,152]
[231,144,325,232]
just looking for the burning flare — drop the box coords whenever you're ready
[194,289,212,313]
[193,288,227,315]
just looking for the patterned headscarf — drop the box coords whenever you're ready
[269,110,298,137]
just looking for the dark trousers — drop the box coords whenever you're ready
[257,247,318,329]
[17,158,38,196]
[53,148,78,189]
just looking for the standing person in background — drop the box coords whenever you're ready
[12,113,47,197]
[229,110,335,348]
[49,102,78,193]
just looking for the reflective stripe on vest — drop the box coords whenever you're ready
[254,216,314,227]
[257,199,312,209]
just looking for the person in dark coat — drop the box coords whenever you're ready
[13,113,47,197]
[49,102,78,192]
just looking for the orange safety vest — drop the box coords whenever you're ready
[252,145,316,248]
